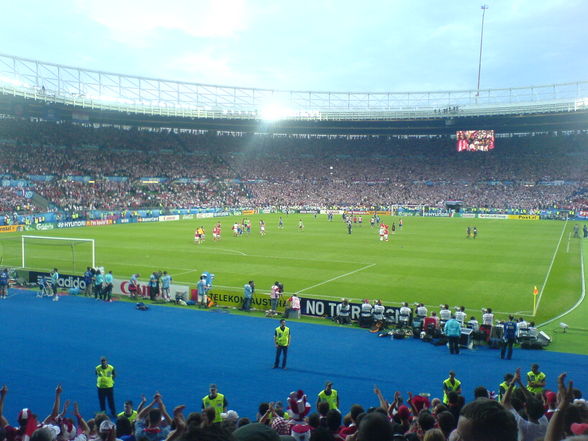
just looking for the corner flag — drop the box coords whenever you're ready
[533,286,539,296]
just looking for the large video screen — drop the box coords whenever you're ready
[456,130,495,152]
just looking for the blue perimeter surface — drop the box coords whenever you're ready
[1,289,587,422]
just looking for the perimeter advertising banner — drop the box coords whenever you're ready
[28,271,88,290]
[24,270,403,321]
[56,220,87,228]
[86,219,113,226]
[478,214,509,219]
[113,277,190,301]
[0,225,24,233]
[158,215,180,222]
[208,291,402,320]
[508,215,540,220]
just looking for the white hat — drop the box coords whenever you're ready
[42,425,61,441]
[220,410,239,421]
[99,421,115,433]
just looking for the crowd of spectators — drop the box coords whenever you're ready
[0,120,586,214]
[0,187,39,215]
[0,368,585,441]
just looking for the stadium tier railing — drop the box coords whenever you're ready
[1,53,587,120]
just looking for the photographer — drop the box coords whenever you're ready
[359,299,373,328]
[482,307,494,326]
[416,303,428,319]
[373,300,385,327]
[269,281,282,315]
[335,299,351,324]
[399,302,412,328]
[283,293,301,319]
[439,304,451,327]
[455,306,466,325]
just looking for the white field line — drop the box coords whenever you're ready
[173,269,200,277]
[296,263,377,294]
[534,220,568,316]
[191,247,247,256]
[538,240,585,329]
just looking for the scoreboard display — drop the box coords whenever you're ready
[456,130,495,152]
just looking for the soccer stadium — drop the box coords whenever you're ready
[1,5,588,441]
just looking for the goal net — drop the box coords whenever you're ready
[19,235,95,274]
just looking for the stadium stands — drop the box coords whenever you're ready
[0,120,586,217]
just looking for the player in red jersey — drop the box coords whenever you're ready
[213,223,221,241]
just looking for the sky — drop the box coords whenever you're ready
[1,0,587,93]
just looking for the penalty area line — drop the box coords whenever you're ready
[534,220,567,316]
[296,263,377,295]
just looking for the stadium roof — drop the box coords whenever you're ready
[1,53,587,135]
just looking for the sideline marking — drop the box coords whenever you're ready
[296,263,377,294]
[534,220,567,315]
[538,240,585,328]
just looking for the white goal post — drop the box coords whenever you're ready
[21,235,95,270]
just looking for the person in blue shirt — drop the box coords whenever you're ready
[0,268,9,299]
[103,270,114,302]
[500,315,518,360]
[444,314,462,355]
[197,276,209,308]
[50,268,59,297]
[161,271,172,301]
[83,267,94,296]
[94,269,104,300]
[242,280,254,311]
[37,275,46,298]
[148,272,158,301]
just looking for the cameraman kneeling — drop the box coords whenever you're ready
[359,299,373,328]
[336,299,351,324]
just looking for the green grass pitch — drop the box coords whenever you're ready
[3,214,586,353]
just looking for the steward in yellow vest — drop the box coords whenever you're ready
[317,381,339,410]
[202,384,227,423]
[96,357,116,416]
[274,319,290,369]
[442,371,462,404]
[526,364,546,394]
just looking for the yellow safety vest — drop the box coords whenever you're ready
[442,378,461,404]
[96,364,115,388]
[527,371,546,394]
[318,389,339,410]
[117,410,138,423]
[202,393,225,423]
[275,326,290,346]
